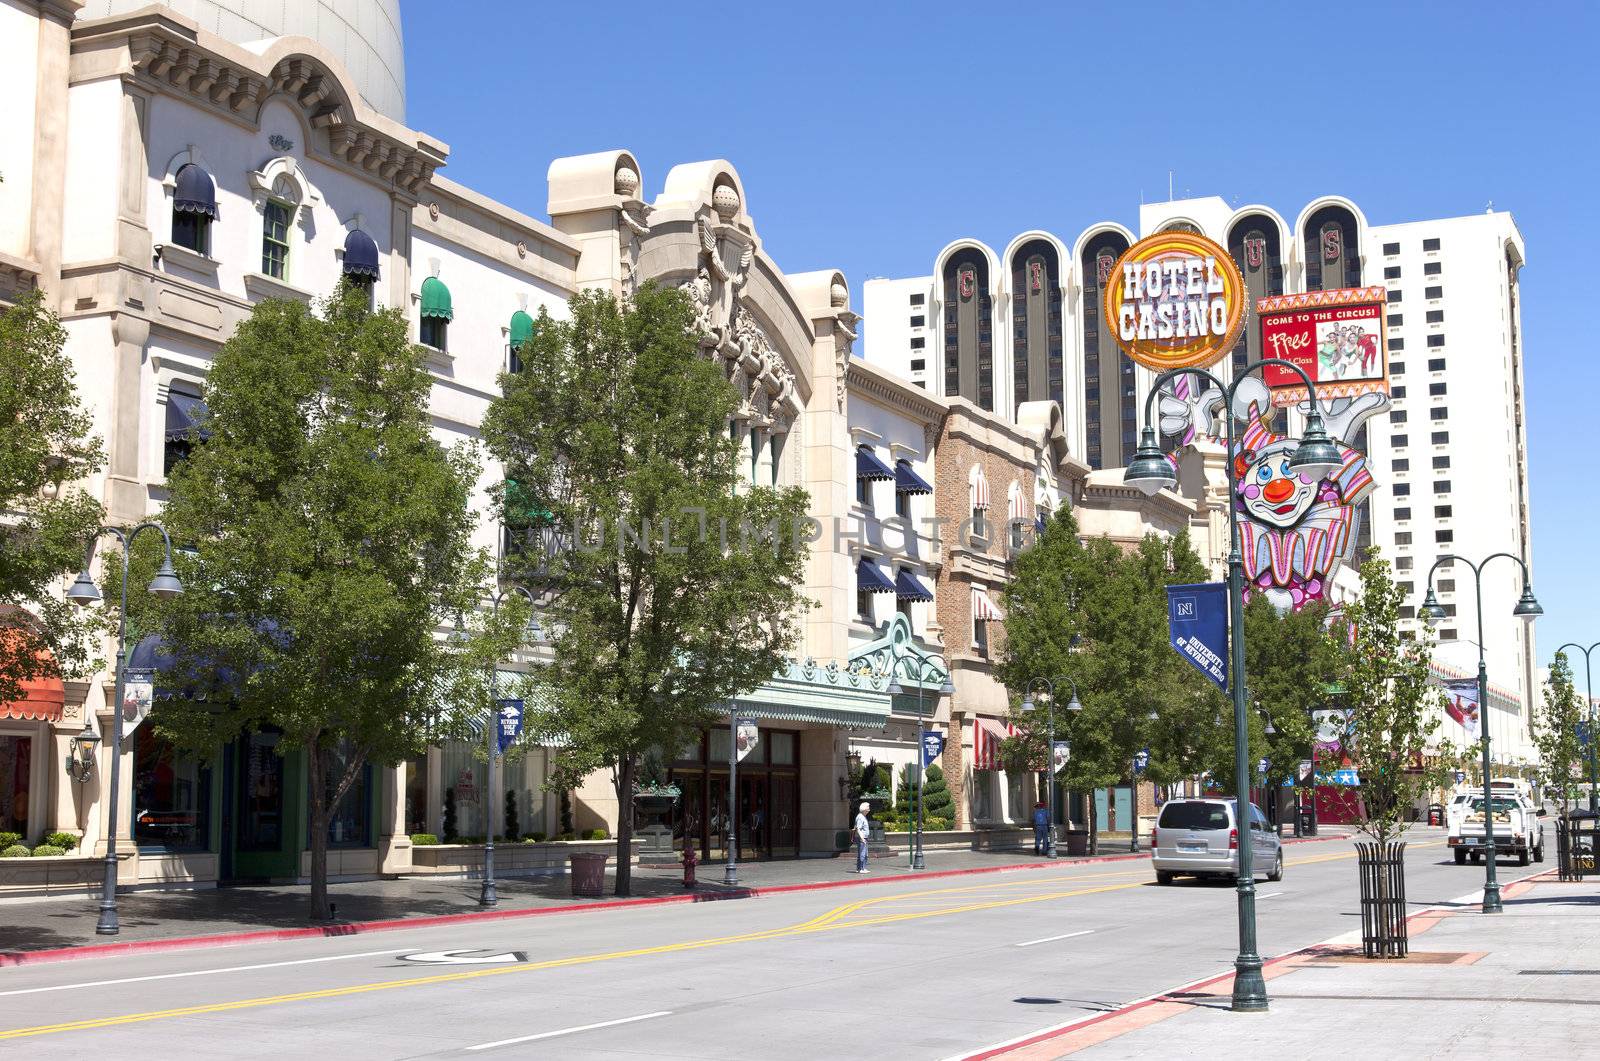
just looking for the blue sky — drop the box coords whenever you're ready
[404,1,1599,673]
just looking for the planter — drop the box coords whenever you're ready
[408,840,639,878]
[1062,829,1089,856]
[1355,841,1408,958]
[634,791,680,867]
[569,852,608,897]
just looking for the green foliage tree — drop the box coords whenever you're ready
[0,291,105,705]
[1535,653,1585,817]
[887,763,955,830]
[151,286,486,919]
[998,509,1212,849]
[481,285,812,895]
[1325,554,1457,846]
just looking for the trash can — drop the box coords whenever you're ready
[1063,830,1089,856]
[568,852,608,897]
[1298,805,1317,836]
[1427,803,1445,827]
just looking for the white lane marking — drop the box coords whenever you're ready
[465,1011,673,1051]
[1013,929,1094,948]
[1257,891,1285,899]
[401,950,525,965]
[0,948,409,998]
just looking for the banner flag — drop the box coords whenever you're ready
[495,698,525,755]
[921,731,946,767]
[1052,741,1071,773]
[735,717,760,761]
[1443,678,1481,741]
[121,669,154,735]
[1166,582,1229,691]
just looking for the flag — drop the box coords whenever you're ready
[735,718,760,761]
[1443,678,1480,741]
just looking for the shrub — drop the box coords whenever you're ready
[43,831,79,851]
[0,845,30,858]
[31,844,66,857]
[556,832,576,842]
[409,833,439,846]
[526,831,548,843]
[0,832,21,849]
[504,790,519,842]
[442,789,458,843]
[585,828,608,841]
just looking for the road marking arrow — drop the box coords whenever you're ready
[400,950,527,965]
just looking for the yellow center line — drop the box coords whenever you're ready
[0,841,1398,1042]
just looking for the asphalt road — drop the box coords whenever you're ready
[0,833,1547,1059]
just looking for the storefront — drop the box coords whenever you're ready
[0,636,64,844]
[670,726,801,860]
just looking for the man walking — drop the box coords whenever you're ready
[1032,800,1051,856]
[854,801,871,873]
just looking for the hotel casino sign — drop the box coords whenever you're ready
[1102,231,1247,371]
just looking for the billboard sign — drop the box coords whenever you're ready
[1103,231,1248,371]
[1258,287,1389,407]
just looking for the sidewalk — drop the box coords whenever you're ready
[0,846,1144,959]
[985,871,1598,1059]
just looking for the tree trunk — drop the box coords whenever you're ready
[1089,794,1099,856]
[614,753,636,897]
[307,738,331,921]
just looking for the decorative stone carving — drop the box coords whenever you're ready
[712,182,740,222]
[614,165,640,197]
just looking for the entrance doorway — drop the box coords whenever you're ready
[227,730,300,881]
[668,727,801,860]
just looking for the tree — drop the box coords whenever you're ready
[151,286,486,919]
[0,291,104,705]
[1535,653,1585,818]
[887,764,955,830]
[999,509,1213,851]
[481,285,812,895]
[1324,554,1457,846]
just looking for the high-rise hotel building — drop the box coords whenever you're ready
[863,196,1537,761]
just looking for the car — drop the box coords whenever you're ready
[1449,788,1545,865]
[1151,798,1283,885]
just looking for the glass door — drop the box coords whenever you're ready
[739,774,767,860]
[770,773,798,857]
[707,771,730,862]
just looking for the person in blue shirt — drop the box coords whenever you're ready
[1032,800,1051,855]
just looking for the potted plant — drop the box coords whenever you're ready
[859,759,893,812]
[633,747,682,866]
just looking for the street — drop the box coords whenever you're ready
[0,834,1546,1058]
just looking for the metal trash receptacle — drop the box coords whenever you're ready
[569,852,608,897]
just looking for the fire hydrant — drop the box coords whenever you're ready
[682,844,697,889]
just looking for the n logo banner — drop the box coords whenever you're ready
[495,698,525,755]
[1166,582,1228,691]
[921,731,946,768]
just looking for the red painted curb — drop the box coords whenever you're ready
[0,834,1346,969]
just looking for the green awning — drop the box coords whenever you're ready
[509,309,534,349]
[505,478,553,524]
[420,276,453,321]
[740,701,892,728]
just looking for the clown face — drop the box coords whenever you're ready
[1236,448,1319,528]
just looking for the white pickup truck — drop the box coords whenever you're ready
[1448,789,1546,865]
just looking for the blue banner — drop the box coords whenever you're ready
[1133,749,1150,774]
[1166,582,1229,691]
[495,698,525,755]
[921,731,946,767]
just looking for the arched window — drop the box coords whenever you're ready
[1226,217,1284,378]
[1303,205,1362,291]
[171,163,218,254]
[1009,239,1063,415]
[420,276,453,350]
[342,229,381,284]
[942,249,993,411]
[1080,231,1132,469]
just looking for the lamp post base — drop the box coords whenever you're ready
[723,864,738,887]
[1230,956,1269,1012]
[1482,882,1504,914]
[479,882,498,907]
[95,905,118,936]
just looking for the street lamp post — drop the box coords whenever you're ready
[1124,358,1343,1013]
[477,582,537,908]
[887,657,954,872]
[1420,554,1542,914]
[1020,676,1082,859]
[1551,642,1600,816]
[66,524,186,936]
[725,708,741,886]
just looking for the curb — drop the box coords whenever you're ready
[0,832,1345,969]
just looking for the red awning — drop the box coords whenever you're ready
[973,716,1015,772]
[0,635,65,723]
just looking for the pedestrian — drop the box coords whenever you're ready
[854,801,871,873]
[1032,800,1050,855]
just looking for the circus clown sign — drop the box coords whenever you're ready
[1104,231,1248,371]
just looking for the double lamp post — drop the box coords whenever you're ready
[1019,676,1081,858]
[886,655,954,872]
[1549,640,1600,817]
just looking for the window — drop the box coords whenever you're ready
[419,276,452,351]
[974,616,989,655]
[1384,265,1402,279]
[1389,290,1403,303]
[856,475,869,506]
[1387,313,1403,327]
[897,596,913,623]
[163,389,209,476]
[170,162,217,255]
[909,358,926,372]
[1438,577,1455,591]
[1428,357,1445,371]
[1430,407,1448,421]
[1439,628,1458,640]
[1392,410,1408,423]
[1394,507,1411,520]
[1391,361,1405,376]
[261,199,292,279]
[1393,482,1411,496]
[1429,381,1447,395]
[172,210,210,255]
[1391,434,1408,448]
[1436,529,1453,543]
[420,315,447,350]
[910,293,925,306]
[1425,285,1442,299]
[1393,458,1410,472]
[1397,581,1414,597]
[1391,338,1405,351]
[894,488,910,517]
[1391,385,1407,399]
[1423,237,1440,251]
[857,588,872,619]
[910,336,925,350]
[1426,310,1444,324]
[1432,455,1451,470]
[1431,431,1449,445]
[320,752,373,849]
[1396,556,1413,571]
[133,724,211,852]
[1435,505,1452,519]
[1424,262,1442,276]
[910,315,925,328]
[1383,241,1400,255]
[1435,479,1451,493]
[1395,532,1413,546]
[1400,605,1416,620]
[1427,335,1445,348]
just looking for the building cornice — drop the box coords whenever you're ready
[425,175,581,259]
[845,359,947,423]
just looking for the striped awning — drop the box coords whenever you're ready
[1007,486,1029,523]
[856,445,896,481]
[857,558,897,594]
[969,466,989,511]
[973,716,1015,771]
[972,587,1004,621]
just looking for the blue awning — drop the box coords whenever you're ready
[894,459,933,494]
[857,558,896,594]
[894,570,935,602]
[343,228,381,280]
[856,446,895,481]
[164,392,210,442]
[173,163,218,220]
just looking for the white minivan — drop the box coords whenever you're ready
[1151,798,1284,885]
